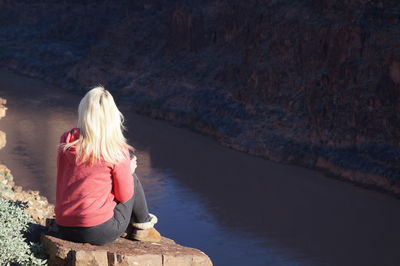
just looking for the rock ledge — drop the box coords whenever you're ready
[41,232,213,266]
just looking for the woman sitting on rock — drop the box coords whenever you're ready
[55,86,161,245]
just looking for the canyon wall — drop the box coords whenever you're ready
[0,0,399,193]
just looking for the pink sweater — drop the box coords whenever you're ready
[55,128,134,227]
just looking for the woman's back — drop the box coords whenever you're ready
[55,128,133,227]
[56,87,160,245]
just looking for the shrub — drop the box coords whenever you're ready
[0,198,46,265]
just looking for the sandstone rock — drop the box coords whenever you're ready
[0,130,5,149]
[41,233,213,266]
[0,164,55,225]
[2,188,55,225]
[0,164,14,188]
[0,97,7,119]
[0,98,6,149]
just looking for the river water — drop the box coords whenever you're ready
[1,68,400,266]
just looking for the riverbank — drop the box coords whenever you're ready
[1,1,400,197]
[2,62,400,197]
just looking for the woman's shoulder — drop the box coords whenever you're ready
[109,146,131,167]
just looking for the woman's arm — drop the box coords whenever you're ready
[111,152,134,203]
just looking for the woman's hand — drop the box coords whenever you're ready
[130,155,137,174]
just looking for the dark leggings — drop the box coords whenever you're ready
[58,173,151,245]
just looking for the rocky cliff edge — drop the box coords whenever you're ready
[0,99,212,266]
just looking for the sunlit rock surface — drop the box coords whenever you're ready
[41,233,213,266]
[0,98,6,149]
[0,98,6,119]
[0,163,54,226]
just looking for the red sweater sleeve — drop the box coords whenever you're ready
[111,150,134,203]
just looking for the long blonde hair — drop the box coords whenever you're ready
[62,86,133,164]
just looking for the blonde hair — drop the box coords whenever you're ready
[62,86,133,164]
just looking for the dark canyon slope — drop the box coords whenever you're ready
[1,0,400,194]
